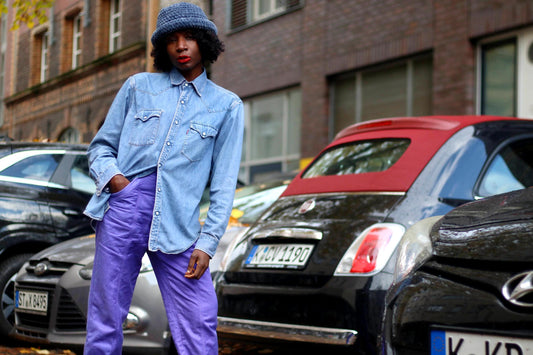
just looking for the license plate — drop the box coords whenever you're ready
[245,243,314,269]
[15,289,48,315]
[431,329,533,355]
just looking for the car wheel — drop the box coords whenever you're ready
[0,253,34,339]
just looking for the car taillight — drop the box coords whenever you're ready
[350,227,391,273]
[335,223,405,276]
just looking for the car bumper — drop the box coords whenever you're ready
[13,264,170,354]
[217,316,357,346]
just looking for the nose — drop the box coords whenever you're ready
[175,36,187,52]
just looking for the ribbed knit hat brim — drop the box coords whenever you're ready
[151,2,217,45]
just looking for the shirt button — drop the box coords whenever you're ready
[184,83,188,87]
[155,211,160,216]
[158,188,161,192]
[166,141,171,146]
[181,100,185,104]
[174,120,178,124]
[202,132,206,137]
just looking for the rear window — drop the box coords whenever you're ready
[302,138,410,178]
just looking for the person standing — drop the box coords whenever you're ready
[82,3,243,354]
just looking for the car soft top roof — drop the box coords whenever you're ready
[282,115,521,197]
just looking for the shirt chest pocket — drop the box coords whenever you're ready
[129,109,162,146]
[182,122,218,162]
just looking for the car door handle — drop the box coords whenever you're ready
[63,208,81,216]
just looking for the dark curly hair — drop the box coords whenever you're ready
[151,29,225,72]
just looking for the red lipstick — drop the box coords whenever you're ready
[178,56,191,64]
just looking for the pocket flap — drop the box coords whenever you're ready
[135,109,162,122]
[190,122,218,138]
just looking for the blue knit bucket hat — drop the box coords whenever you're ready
[151,2,217,46]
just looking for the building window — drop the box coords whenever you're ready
[229,0,303,31]
[478,27,533,118]
[72,14,82,69]
[252,0,286,21]
[40,31,49,83]
[480,39,516,116]
[58,127,80,143]
[109,0,121,52]
[330,55,433,136]
[241,88,301,183]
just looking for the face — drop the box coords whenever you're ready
[166,30,203,82]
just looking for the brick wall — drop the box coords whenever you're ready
[3,0,147,142]
[212,0,533,159]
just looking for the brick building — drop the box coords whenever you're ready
[0,0,148,143]
[0,1,532,184]
[211,0,533,182]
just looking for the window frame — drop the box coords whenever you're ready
[240,87,301,183]
[252,0,286,22]
[228,0,303,32]
[40,31,49,83]
[72,13,82,69]
[329,54,433,139]
[476,34,519,117]
[109,0,121,53]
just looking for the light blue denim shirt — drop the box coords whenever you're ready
[83,68,244,258]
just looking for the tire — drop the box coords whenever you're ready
[0,253,34,339]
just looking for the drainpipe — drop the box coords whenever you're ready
[146,0,160,72]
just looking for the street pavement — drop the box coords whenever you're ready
[0,339,279,354]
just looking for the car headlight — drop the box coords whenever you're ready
[392,216,440,285]
[335,223,406,276]
[79,253,153,280]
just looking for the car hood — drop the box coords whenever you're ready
[29,234,95,266]
[431,187,533,261]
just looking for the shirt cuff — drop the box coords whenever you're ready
[95,166,123,196]
[196,232,219,258]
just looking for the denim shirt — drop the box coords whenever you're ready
[83,68,244,258]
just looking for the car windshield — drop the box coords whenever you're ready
[302,138,410,178]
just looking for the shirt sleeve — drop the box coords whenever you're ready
[195,99,244,258]
[87,76,134,195]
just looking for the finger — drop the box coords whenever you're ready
[194,264,207,279]
[185,255,198,277]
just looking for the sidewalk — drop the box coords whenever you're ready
[0,348,74,355]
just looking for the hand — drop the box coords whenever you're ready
[108,175,130,193]
[185,249,210,279]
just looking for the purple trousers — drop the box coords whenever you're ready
[84,173,218,355]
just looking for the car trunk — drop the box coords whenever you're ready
[223,192,404,287]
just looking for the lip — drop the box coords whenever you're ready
[177,56,191,64]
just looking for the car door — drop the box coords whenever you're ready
[48,152,95,240]
[0,150,62,240]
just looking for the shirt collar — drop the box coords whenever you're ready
[169,68,206,97]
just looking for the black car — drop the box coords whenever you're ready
[0,142,94,339]
[215,115,533,354]
[381,187,533,355]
